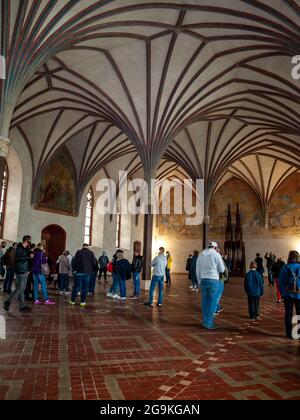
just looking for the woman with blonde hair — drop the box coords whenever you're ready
[165,251,173,287]
[32,243,55,305]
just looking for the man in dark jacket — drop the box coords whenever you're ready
[2,244,16,294]
[272,257,285,303]
[4,236,32,313]
[244,261,264,321]
[116,250,131,301]
[70,244,97,307]
[255,253,264,278]
[98,252,109,284]
[265,252,276,286]
[131,251,143,299]
[186,255,193,282]
[190,250,199,292]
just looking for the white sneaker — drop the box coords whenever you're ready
[121,297,127,301]
[64,291,71,295]
[107,292,113,298]
[189,286,194,289]
[112,294,119,299]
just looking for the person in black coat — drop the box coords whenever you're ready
[131,252,143,299]
[4,236,32,313]
[70,244,97,307]
[255,253,264,278]
[272,257,285,303]
[244,261,264,321]
[186,255,193,282]
[98,252,109,284]
[190,250,199,292]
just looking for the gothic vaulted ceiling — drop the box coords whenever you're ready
[1,0,300,207]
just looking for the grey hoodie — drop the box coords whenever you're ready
[196,248,225,281]
[151,254,168,277]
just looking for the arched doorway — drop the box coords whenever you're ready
[41,225,66,273]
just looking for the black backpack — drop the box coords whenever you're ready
[125,260,132,280]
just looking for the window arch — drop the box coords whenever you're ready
[84,187,94,245]
[0,161,8,239]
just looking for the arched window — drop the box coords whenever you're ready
[0,161,8,239]
[84,187,94,245]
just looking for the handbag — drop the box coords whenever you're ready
[41,262,50,276]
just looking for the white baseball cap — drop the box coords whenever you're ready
[209,241,218,248]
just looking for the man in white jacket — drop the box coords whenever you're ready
[196,242,225,329]
[144,247,168,307]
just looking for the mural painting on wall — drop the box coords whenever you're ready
[158,214,202,238]
[158,189,202,238]
[209,178,262,239]
[35,148,76,216]
[269,173,300,236]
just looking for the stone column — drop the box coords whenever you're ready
[202,215,210,250]
[142,209,153,288]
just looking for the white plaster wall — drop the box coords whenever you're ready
[153,234,202,273]
[120,213,131,251]
[244,236,300,269]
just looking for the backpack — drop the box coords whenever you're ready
[2,248,15,269]
[1,251,9,266]
[287,266,300,294]
[107,262,113,273]
[125,260,132,280]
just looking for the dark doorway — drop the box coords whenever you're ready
[41,225,66,273]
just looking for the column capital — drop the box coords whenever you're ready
[0,137,11,158]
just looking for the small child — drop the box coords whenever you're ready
[244,261,264,321]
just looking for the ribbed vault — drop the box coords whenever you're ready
[0,0,299,270]
[1,0,300,179]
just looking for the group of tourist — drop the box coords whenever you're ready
[1,235,299,340]
[185,243,299,339]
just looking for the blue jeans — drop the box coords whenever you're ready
[268,269,274,286]
[149,275,164,305]
[89,272,97,294]
[119,279,127,298]
[201,279,221,329]
[165,268,171,286]
[216,281,225,312]
[191,273,198,288]
[71,274,91,303]
[133,272,141,297]
[6,272,28,309]
[4,268,14,293]
[59,273,69,292]
[33,274,49,301]
[109,273,120,295]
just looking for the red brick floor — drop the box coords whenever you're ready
[0,275,299,400]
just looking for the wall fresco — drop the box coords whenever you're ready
[35,148,76,216]
[209,178,263,238]
[269,172,300,236]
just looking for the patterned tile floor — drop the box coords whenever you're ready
[0,275,299,400]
